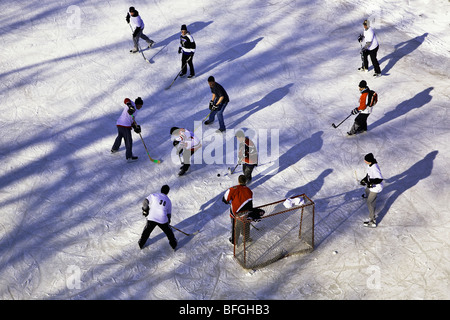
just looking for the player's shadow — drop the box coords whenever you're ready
[377,150,438,224]
[227,83,293,128]
[200,37,264,75]
[285,168,333,200]
[172,192,227,249]
[369,87,433,131]
[251,131,324,188]
[380,33,428,76]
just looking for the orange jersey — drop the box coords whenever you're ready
[224,185,253,216]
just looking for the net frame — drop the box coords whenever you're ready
[232,194,315,269]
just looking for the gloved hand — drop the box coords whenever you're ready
[142,206,149,217]
[126,13,130,24]
[133,124,141,134]
[352,107,359,115]
[178,47,182,54]
[358,34,364,43]
[127,104,136,115]
[211,103,221,111]
[360,174,369,186]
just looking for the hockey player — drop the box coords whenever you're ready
[127,6,154,53]
[178,24,196,78]
[235,130,258,184]
[138,185,177,250]
[223,175,253,245]
[347,80,375,135]
[358,19,381,77]
[170,127,201,176]
[360,153,384,228]
[111,97,143,162]
[205,76,230,133]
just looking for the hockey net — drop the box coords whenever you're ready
[232,194,315,269]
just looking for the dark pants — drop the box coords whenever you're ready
[181,53,195,76]
[133,28,153,50]
[349,113,370,134]
[138,220,177,249]
[243,163,257,184]
[363,46,381,74]
[230,201,253,245]
[178,146,199,172]
[207,102,228,131]
[112,126,133,159]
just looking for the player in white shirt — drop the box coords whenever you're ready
[126,7,154,53]
[360,153,384,228]
[170,127,201,176]
[359,19,381,77]
[111,97,143,162]
[138,185,177,250]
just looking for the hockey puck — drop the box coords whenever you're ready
[217,174,221,177]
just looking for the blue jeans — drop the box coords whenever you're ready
[112,126,133,159]
[208,102,228,131]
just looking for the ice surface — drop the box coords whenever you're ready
[0,0,448,300]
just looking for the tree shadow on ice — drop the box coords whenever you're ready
[227,83,293,128]
[251,131,324,189]
[376,150,438,225]
[369,87,433,131]
[379,33,428,76]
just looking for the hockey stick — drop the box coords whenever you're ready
[131,115,161,163]
[331,113,352,128]
[229,163,240,175]
[129,24,151,64]
[138,132,161,164]
[165,55,192,90]
[360,42,364,68]
[193,111,212,132]
[170,225,200,236]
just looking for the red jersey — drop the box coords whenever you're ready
[223,185,253,216]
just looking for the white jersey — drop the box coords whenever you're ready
[363,27,379,51]
[172,128,201,150]
[130,15,145,32]
[116,101,137,127]
[146,193,172,224]
[367,163,384,193]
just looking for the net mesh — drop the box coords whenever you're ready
[233,194,315,269]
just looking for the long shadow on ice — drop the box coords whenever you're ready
[379,33,428,76]
[376,150,438,225]
[251,131,324,189]
[285,168,333,200]
[369,87,433,131]
[198,37,264,76]
[227,83,293,128]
